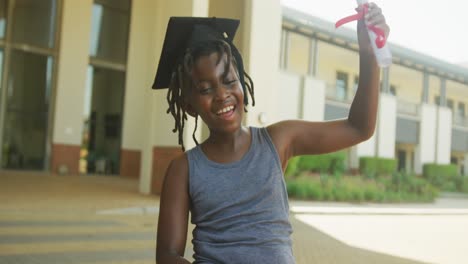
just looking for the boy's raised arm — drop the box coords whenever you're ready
[267,2,389,164]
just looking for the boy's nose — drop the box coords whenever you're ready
[215,85,229,100]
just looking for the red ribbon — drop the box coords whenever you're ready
[335,3,386,48]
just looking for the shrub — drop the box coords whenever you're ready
[285,156,301,178]
[350,189,364,202]
[377,171,438,202]
[363,186,379,201]
[360,157,378,177]
[320,173,329,187]
[286,176,323,200]
[423,163,458,188]
[286,172,438,203]
[453,175,465,192]
[331,184,348,201]
[359,157,397,177]
[297,152,346,174]
[462,177,468,193]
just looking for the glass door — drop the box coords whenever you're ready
[80,0,130,175]
[2,51,52,169]
[0,0,58,170]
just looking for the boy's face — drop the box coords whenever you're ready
[186,51,244,133]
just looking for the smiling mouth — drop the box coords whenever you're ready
[216,105,236,117]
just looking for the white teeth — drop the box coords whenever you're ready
[217,105,234,114]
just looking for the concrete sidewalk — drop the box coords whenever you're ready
[0,171,432,263]
[95,198,468,216]
[289,198,468,215]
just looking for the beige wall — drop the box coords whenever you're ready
[428,75,442,104]
[53,0,93,145]
[137,0,209,193]
[286,34,468,112]
[390,64,422,104]
[287,32,310,75]
[316,41,359,100]
[121,0,159,150]
[151,0,209,149]
[446,80,468,114]
[209,0,245,52]
[243,0,282,126]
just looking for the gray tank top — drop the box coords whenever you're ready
[186,127,294,264]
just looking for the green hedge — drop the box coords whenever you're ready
[284,152,346,177]
[422,163,458,188]
[286,173,438,203]
[285,156,300,178]
[296,152,346,174]
[359,157,397,178]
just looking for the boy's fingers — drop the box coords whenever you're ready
[366,5,385,24]
[368,15,386,26]
[366,7,382,18]
[368,2,379,10]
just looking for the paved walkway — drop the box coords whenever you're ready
[0,171,435,263]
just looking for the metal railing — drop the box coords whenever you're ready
[397,100,419,116]
[325,83,352,103]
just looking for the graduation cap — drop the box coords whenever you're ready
[152,17,249,103]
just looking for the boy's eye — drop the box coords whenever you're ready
[224,79,237,85]
[200,87,212,94]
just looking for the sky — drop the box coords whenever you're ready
[281,0,468,66]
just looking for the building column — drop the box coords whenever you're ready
[51,0,93,175]
[440,77,447,107]
[376,93,396,158]
[138,0,209,194]
[242,0,282,127]
[120,0,158,180]
[421,72,429,103]
[414,104,437,174]
[436,107,452,164]
[308,38,319,77]
[302,77,325,122]
[350,134,376,169]
[381,67,390,93]
[349,93,396,169]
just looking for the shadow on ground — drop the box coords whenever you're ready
[0,171,428,264]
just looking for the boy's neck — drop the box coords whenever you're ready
[202,126,251,162]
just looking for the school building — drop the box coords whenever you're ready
[0,0,467,194]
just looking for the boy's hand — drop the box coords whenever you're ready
[356,2,390,55]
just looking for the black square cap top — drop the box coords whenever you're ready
[152,17,240,89]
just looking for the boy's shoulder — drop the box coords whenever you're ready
[166,152,189,179]
[171,152,189,167]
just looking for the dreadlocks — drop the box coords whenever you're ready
[166,40,255,151]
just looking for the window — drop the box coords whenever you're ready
[3,52,53,169]
[447,99,454,110]
[435,96,440,106]
[336,71,348,101]
[397,150,406,172]
[353,75,359,94]
[0,0,59,170]
[458,103,466,117]
[390,85,397,96]
[0,0,6,39]
[81,0,131,175]
[12,0,57,48]
[450,156,458,165]
[90,0,131,63]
